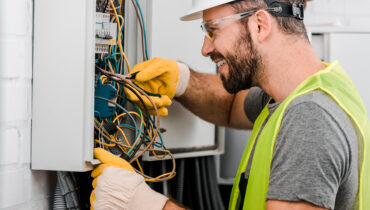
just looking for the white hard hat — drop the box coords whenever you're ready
[180,0,236,21]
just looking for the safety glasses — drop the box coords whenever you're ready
[201,8,278,40]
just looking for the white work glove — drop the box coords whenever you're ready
[93,167,168,210]
[91,148,168,210]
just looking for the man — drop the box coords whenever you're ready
[91,0,370,209]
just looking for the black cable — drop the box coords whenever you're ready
[176,159,185,203]
[205,156,220,210]
[102,0,109,12]
[118,85,149,159]
[120,0,126,17]
[184,159,194,209]
[120,82,150,159]
[206,156,225,210]
[95,96,137,130]
[194,158,205,210]
[200,157,212,210]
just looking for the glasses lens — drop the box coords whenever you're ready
[201,23,213,39]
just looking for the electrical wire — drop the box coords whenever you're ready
[115,110,164,149]
[133,0,149,60]
[130,0,147,60]
[109,0,131,71]
[94,0,174,183]
[95,96,138,139]
[94,121,176,182]
[103,75,150,157]
[96,66,152,157]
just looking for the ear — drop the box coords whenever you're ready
[252,10,272,43]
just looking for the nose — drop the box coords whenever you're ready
[201,36,215,57]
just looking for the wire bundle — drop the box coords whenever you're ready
[94,0,175,182]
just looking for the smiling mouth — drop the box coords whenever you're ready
[216,60,226,68]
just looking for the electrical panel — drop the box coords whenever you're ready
[139,0,225,160]
[32,0,224,171]
[32,0,96,171]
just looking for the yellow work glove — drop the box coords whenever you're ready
[124,57,190,116]
[90,148,168,210]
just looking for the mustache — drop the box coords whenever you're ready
[209,52,224,62]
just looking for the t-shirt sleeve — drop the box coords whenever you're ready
[244,87,271,123]
[266,102,350,209]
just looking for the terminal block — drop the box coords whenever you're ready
[95,12,117,53]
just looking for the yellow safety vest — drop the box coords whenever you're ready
[229,61,370,210]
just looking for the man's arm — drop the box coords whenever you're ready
[163,196,329,209]
[163,200,187,210]
[125,58,253,128]
[176,69,253,129]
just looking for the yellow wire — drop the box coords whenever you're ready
[115,111,162,154]
[112,109,144,149]
[111,14,125,75]
[143,126,165,159]
[118,145,128,153]
[107,60,121,94]
[94,139,116,147]
[113,111,140,124]
[95,120,145,175]
[115,129,144,174]
[135,159,144,174]
[101,77,108,84]
[149,143,167,160]
[147,120,164,152]
[146,172,176,182]
[94,119,110,137]
[95,117,174,182]
[109,0,130,72]
[116,126,131,146]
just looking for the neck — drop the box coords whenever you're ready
[259,38,326,102]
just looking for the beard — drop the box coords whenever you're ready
[213,27,264,94]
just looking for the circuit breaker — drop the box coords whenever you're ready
[95,12,117,53]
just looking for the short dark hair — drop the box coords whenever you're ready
[229,0,308,39]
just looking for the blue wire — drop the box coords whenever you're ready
[95,96,138,139]
[135,0,149,60]
[148,116,164,147]
[117,124,164,148]
[94,111,101,119]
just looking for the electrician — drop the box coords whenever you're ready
[90,0,370,209]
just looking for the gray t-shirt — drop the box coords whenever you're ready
[243,87,358,210]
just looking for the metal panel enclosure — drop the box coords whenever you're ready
[142,0,224,159]
[32,0,95,171]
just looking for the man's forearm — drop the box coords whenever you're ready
[163,199,187,210]
[176,69,235,126]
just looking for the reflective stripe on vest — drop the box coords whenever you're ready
[229,61,370,210]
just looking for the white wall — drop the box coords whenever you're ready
[0,0,369,209]
[305,0,370,27]
[0,0,55,209]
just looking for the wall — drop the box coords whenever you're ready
[0,0,55,209]
[305,0,370,27]
[0,0,369,209]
